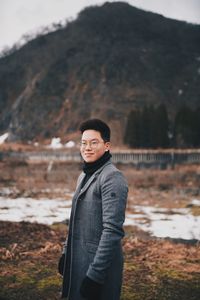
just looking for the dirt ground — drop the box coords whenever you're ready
[0,221,199,300]
[0,157,200,208]
[1,158,200,230]
[0,157,200,299]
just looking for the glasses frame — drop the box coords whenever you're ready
[80,139,106,149]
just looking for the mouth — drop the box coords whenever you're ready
[84,152,94,156]
[83,152,95,159]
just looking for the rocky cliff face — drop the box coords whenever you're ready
[0,1,199,144]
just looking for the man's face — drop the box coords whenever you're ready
[80,129,110,163]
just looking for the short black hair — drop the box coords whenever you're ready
[79,119,110,142]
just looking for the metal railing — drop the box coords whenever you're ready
[1,149,200,167]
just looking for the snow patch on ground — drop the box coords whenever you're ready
[0,197,199,240]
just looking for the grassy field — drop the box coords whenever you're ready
[0,158,200,299]
[0,221,199,300]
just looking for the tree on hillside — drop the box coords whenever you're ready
[140,105,154,148]
[174,105,200,147]
[153,104,169,148]
[124,109,142,148]
[124,104,170,148]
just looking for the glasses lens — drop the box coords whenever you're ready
[80,140,102,148]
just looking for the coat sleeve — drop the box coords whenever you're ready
[86,170,128,283]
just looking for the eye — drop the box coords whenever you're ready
[91,141,98,146]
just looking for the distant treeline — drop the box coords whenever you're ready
[124,104,200,148]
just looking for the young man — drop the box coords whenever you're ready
[58,119,128,300]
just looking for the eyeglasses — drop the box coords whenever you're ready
[80,139,105,149]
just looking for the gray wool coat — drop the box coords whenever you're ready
[61,159,128,300]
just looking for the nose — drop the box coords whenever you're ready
[85,142,92,150]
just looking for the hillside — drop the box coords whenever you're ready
[0,1,199,144]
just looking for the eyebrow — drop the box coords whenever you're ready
[81,138,99,142]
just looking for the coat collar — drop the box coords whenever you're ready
[77,159,111,198]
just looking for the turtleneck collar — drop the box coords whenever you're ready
[82,151,112,175]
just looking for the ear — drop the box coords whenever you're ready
[105,142,111,151]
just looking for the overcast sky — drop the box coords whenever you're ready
[1,0,200,52]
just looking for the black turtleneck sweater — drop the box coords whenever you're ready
[81,151,112,188]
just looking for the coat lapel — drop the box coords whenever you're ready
[77,160,112,198]
[72,173,85,200]
[78,173,97,198]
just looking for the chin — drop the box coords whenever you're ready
[84,157,96,163]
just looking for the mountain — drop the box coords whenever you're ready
[0,1,199,145]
